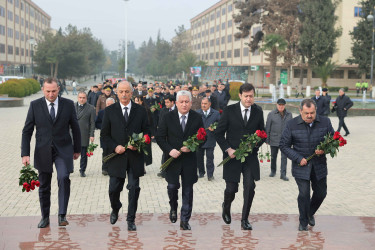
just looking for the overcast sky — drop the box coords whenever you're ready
[32,0,219,51]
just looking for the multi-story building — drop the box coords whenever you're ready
[190,0,364,88]
[0,0,51,76]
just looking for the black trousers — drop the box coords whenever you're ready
[294,167,327,227]
[80,146,88,173]
[270,146,287,176]
[337,116,349,134]
[225,164,256,221]
[167,182,194,222]
[38,154,70,217]
[197,147,215,178]
[108,167,140,222]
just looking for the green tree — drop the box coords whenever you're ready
[260,34,287,86]
[177,51,197,80]
[299,0,342,85]
[347,0,375,78]
[313,60,339,87]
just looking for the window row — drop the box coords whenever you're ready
[0,4,50,26]
[0,43,29,56]
[192,3,233,29]
[0,26,34,40]
[198,47,251,60]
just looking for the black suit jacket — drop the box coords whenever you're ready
[21,97,81,173]
[215,102,265,182]
[100,101,150,178]
[156,109,204,185]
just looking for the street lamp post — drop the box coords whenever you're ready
[367,7,375,98]
[123,0,129,79]
[27,39,37,77]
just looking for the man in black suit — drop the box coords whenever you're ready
[21,77,81,228]
[205,89,219,111]
[156,95,176,178]
[156,90,204,230]
[101,81,150,231]
[215,83,265,230]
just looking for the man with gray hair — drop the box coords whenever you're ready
[156,90,204,230]
[280,99,334,231]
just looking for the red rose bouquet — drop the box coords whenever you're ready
[304,131,347,163]
[217,130,267,167]
[19,164,40,192]
[86,142,98,157]
[160,127,207,171]
[103,133,151,163]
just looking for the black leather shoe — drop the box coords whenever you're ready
[222,202,231,224]
[199,173,205,178]
[80,172,86,177]
[169,209,177,223]
[308,215,315,226]
[241,220,252,230]
[208,176,214,181]
[102,170,108,176]
[127,221,137,231]
[157,172,166,178]
[269,172,276,177]
[37,217,50,228]
[298,224,308,231]
[280,176,289,181]
[58,214,69,226]
[180,221,191,230]
[110,210,119,225]
[344,132,350,137]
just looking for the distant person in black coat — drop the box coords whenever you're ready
[332,88,353,136]
[95,97,115,176]
[215,83,265,230]
[156,90,204,230]
[21,77,81,228]
[205,89,220,111]
[311,88,327,116]
[101,81,150,231]
[321,88,331,116]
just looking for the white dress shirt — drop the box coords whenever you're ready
[120,101,132,117]
[46,97,58,115]
[178,111,189,125]
[240,102,251,122]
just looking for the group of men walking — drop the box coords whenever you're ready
[21,77,352,233]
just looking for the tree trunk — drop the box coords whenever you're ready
[50,64,53,77]
[270,49,277,86]
[298,68,303,94]
[53,62,59,79]
[307,67,312,86]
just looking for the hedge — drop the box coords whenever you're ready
[229,82,243,101]
[0,78,40,97]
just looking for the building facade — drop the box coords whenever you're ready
[190,0,364,89]
[0,0,50,76]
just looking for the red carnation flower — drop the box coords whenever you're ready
[35,180,40,187]
[159,103,162,109]
[197,127,207,141]
[333,131,341,140]
[219,109,223,114]
[30,185,35,190]
[26,188,30,192]
[260,160,263,163]
[90,152,93,155]
[86,152,90,157]
[261,131,267,139]
[267,159,270,162]
[23,182,29,189]
[144,134,151,145]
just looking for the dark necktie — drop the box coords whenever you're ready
[244,109,248,126]
[50,103,55,120]
[181,115,186,132]
[79,104,84,112]
[124,107,129,123]
[169,108,172,112]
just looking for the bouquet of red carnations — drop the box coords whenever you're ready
[150,102,162,113]
[103,133,151,163]
[86,142,98,157]
[217,130,267,167]
[305,131,347,163]
[160,128,206,171]
[19,164,40,192]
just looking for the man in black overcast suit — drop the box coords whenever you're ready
[21,77,81,228]
[101,81,150,231]
[156,90,204,230]
[215,83,265,230]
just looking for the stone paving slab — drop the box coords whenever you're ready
[1,89,374,218]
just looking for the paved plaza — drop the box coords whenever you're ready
[1,84,374,219]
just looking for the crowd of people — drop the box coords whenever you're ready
[21,77,353,232]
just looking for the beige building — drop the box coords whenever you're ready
[190,0,364,88]
[0,0,51,76]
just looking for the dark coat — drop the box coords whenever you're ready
[322,94,331,115]
[215,90,230,110]
[279,115,335,181]
[95,109,105,148]
[215,102,265,182]
[100,101,150,179]
[265,108,293,146]
[75,103,96,147]
[21,97,81,173]
[333,94,353,117]
[196,108,220,148]
[208,95,220,111]
[88,91,99,107]
[156,109,204,185]
[311,96,327,116]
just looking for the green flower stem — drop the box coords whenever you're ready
[160,150,182,171]
[102,153,118,163]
